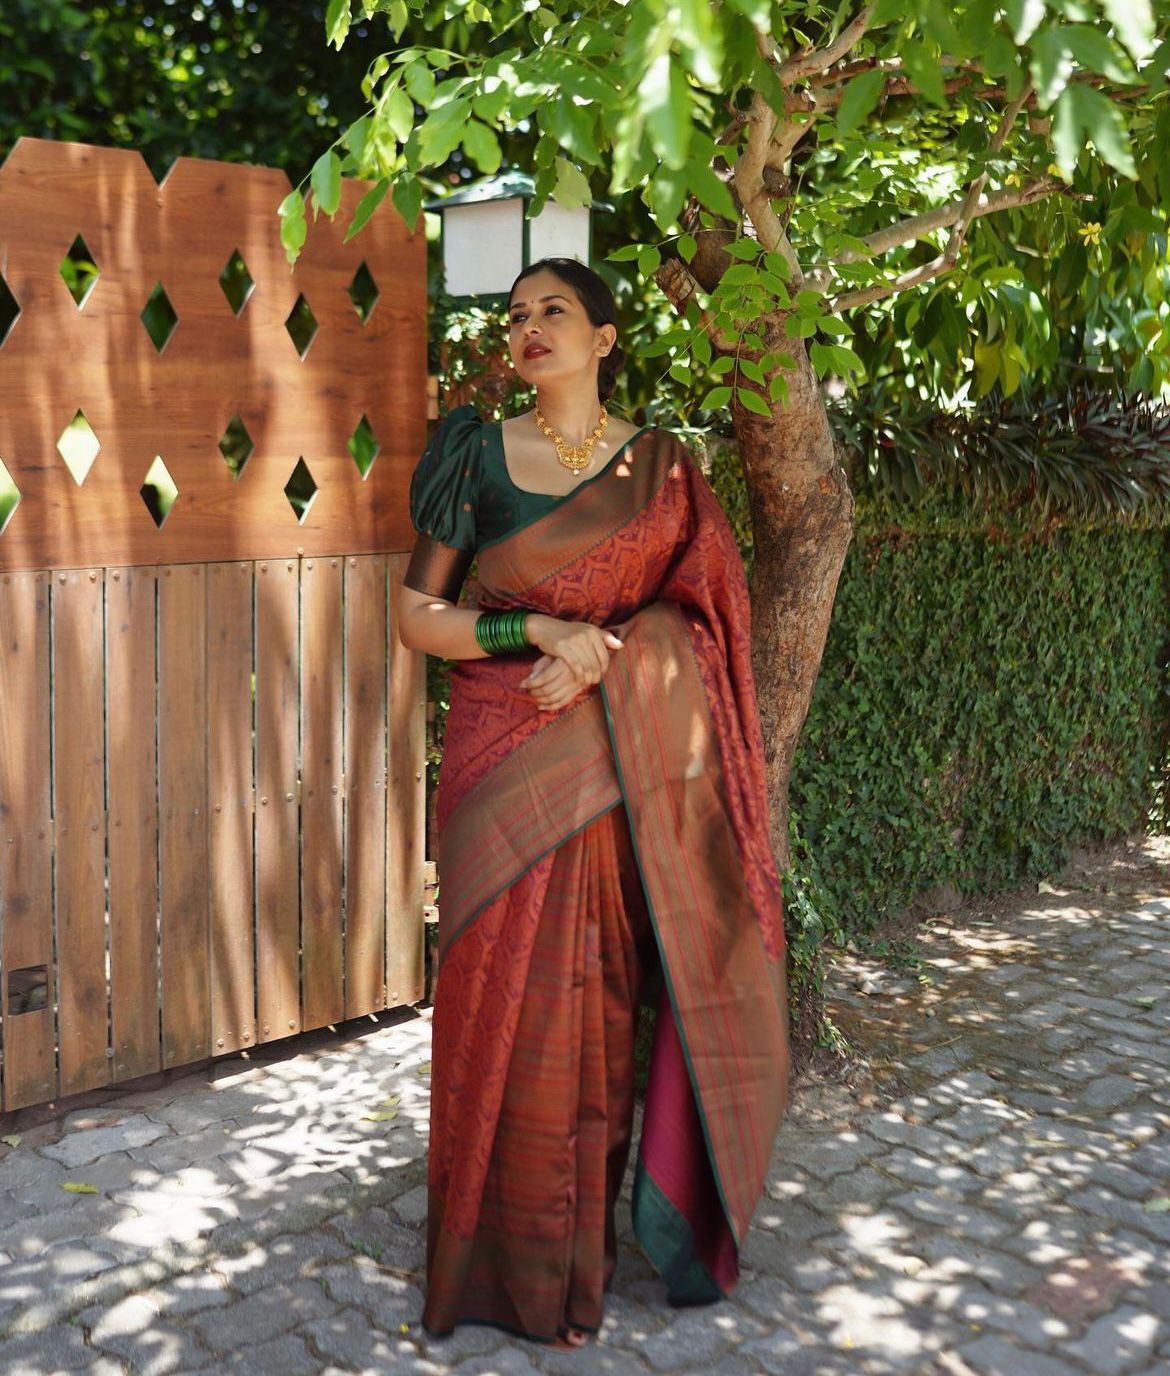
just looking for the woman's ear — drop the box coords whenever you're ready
[597,324,617,357]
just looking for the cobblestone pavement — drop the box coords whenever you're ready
[1,837,1168,1375]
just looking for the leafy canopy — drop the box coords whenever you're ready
[289,0,1170,411]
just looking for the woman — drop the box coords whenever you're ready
[396,256,790,1349]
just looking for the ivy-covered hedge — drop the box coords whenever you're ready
[784,500,1169,950]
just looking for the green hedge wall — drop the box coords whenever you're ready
[786,506,1169,946]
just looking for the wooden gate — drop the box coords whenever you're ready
[0,137,428,1114]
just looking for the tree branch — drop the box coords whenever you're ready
[825,176,1068,309]
[804,175,1065,297]
[774,5,875,86]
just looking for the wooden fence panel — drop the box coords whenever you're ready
[207,562,257,1058]
[52,568,110,1098]
[344,556,388,1019]
[107,566,162,1083]
[0,138,428,1115]
[255,559,301,1045]
[158,565,211,1070]
[301,556,344,1030]
[0,573,55,1111]
[387,554,426,1008]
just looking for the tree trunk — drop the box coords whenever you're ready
[738,342,856,873]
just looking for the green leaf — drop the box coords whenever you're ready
[0,1135,21,1148]
[326,0,351,49]
[553,156,592,209]
[687,159,737,220]
[642,51,692,170]
[345,177,391,240]
[739,356,766,385]
[418,99,471,166]
[311,151,342,217]
[384,84,415,143]
[1101,0,1154,61]
[691,329,712,365]
[344,115,372,165]
[1006,0,1046,45]
[1145,1197,1170,1213]
[710,355,735,376]
[678,233,697,263]
[638,244,663,277]
[278,189,307,265]
[647,164,688,231]
[403,60,435,106]
[700,385,733,409]
[725,238,762,261]
[818,316,853,338]
[835,69,886,136]
[390,177,423,233]
[768,372,790,404]
[463,120,502,174]
[1052,83,1137,180]
[736,385,772,417]
[361,1110,399,1122]
[63,1181,99,1194]
[388,0,409,38]
[669,361,691,384]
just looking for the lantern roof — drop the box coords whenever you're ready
[423,170,613,213]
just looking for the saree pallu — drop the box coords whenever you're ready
[421,430,790,1341]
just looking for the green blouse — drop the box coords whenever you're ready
[408,403,563,553]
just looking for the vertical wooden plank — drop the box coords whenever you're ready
[107,566,162,1084]
[53,567,110,1096]
[344,555,387,1017]
[0,571,56,1110]
[387,554,425,1008]
[255,557,300,1043]
[207,562,257,1057]
[301,555,344,1029]
[158,563,210,1068]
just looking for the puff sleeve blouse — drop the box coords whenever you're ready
[402,405,483,602]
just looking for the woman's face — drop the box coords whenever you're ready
[506,268,616,390]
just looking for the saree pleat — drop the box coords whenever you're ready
[424,803,656,1340]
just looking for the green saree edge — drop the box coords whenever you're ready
[437,797,623,966]
[597,678,742,1251]
[631,1159,726,1305]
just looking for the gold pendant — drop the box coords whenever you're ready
[535,406,609,473]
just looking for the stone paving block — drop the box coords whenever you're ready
[1067,1186,1170,1244]
[946,1283,1072,1347]
[302,1308,445,1372]
[453,1347,541,1374]
[1,1240,124,1312]
[188,1330,321,1375]
[185,1278,339,1352]
[1060,1304,1164,1375]
[394,1183,429,1226]
[127,1119,241,1173]
[211,1227,353,1294]
[915,1237,1041,1294]
[416,1321,506,1363]
[313,1256,424,1324]
[888,1191,1010,1243]
[880,1147,983,1194]
[630,1303,759,1371]
[957,1335,1092,1376]
[0,1321,94,1373]
[43,1114,171,1168]
[88,1312,213,1374]
[1082,1075,1144,1110]
[331,1205,426,1271]
[801,1132,883,1180]
[145,1268,236,1316]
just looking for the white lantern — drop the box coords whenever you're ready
[424,171,610,299]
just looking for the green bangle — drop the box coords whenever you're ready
[475,610,532,655]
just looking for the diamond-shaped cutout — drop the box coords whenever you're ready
[219,413,255,480]
[60,233,100,308]
[348,261,379,324]
[284,457,318,522]
[0,273,20,346]
[348,414,380,479]
[284,293,318,359]
[219,248,255,317]
[140,281,178,353]
[57,409,101,485]
[0,454,21,535]
[140,454,178,528]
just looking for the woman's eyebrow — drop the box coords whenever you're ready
[509,294,572,310]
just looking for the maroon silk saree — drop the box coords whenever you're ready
[419,428,790,1341]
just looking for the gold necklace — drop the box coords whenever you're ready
[534,404,609,473]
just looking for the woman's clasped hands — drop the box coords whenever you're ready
[519,614,623,713]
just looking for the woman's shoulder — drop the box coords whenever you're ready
[409,405,488,550]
